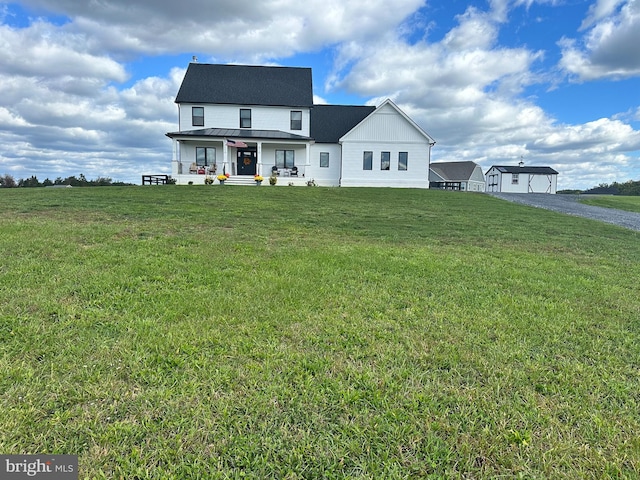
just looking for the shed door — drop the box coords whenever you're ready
[487,174,499,192]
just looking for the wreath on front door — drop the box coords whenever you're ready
[243,157,251,165]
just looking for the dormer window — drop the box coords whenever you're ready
[192,107,204,126]
[240,109,251,128]
[290,111,302,130]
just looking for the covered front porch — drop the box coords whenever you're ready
[166,128,313,186]
[171,172,310,186]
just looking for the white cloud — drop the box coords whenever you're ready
[0,47,182,181]
[329,4,640,189]
[19,0,425,59]
[0,0,426,181]
[530,118,640,153]
[580,0,627,29]
[1,0,639,189]
[443,7,498,50]
[0,22,126,83]
[560,0,640,81]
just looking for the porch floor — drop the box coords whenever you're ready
[173,174,308,186]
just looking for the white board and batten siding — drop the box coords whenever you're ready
[528,174,557,194]
[467,166,487,192]
[179,104,311,136]
[307,144,343,186]
[339,101,434,188]
[259,143,309,173]
[485,166,558,194]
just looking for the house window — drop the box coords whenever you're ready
[192,107,204,127]
[398,152,408,171]
[276,150,295,168]
[291,111,302,130]
[320,152,329,168]
[196,147,216,166]
[240,109,251,128]
[363,151,373,170]
[512,173,519,184]
[381,151,390,170]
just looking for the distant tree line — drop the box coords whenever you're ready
[559,179,640,196]
[0,173,133,188]
[584,180,640,196]
[3,172,639,194]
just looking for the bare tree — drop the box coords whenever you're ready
[0,174,17,188]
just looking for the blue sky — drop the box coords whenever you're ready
[1,0,639,189]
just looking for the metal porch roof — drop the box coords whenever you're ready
[166,128,312,142]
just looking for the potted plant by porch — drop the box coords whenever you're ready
[269,174,277,186]
[217,173,230,185]
[254,174,264,185]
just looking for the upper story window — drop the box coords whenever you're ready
[381,151,390,170]
[290,111,302,130]
[398,152,408,171]
[363,151,373,170]
[512,173,519,184]
[240,109,251,128]
[192,107,204,127]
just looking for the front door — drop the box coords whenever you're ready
[237,149,257,176]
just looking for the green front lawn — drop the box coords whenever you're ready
[1,186,639,478]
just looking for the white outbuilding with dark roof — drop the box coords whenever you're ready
[166,63,436,187]
[485,164,559,194]
[429,161,486,192]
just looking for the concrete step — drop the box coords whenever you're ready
[223,176,260,186]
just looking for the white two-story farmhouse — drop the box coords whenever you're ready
[167,63,436,187]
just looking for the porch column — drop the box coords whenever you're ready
[171,138,181,176]
[223,141,228,175]
[257,141,263,176]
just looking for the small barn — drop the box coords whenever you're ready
[429,161,486,192]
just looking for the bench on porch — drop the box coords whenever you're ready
[272,166,299,177]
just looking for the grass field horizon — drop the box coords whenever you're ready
[2,186,639,478]
[579,194,640,213]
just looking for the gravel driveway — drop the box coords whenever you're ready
[488,193,640,232]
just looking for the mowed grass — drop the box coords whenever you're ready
[580,194,640,213]
[1,186,639,479]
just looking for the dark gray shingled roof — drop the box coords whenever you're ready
[430,161,479,181]
[175,63,313,107]
[310,105,376,143]
[166,128,312,141]
[491,165,559,175]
